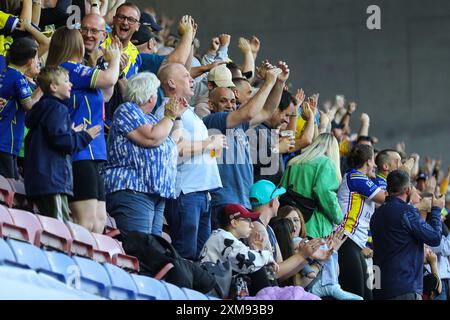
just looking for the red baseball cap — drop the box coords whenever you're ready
[223,204,260,221]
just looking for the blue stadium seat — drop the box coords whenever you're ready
[131,274,170,300]
[0,238,16,265]
[41,251,78,286]
[103,263,138,300]
[161,281,188,300]
[72,256,111,298]
[7,239,51,271]
[181,287,209,300]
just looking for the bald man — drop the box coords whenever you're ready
[81,14,107,66]
[155,63,224,261]
[208,87,237,113]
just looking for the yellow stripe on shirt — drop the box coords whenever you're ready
[343,192,364,235]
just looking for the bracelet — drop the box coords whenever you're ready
[175,117,182,121]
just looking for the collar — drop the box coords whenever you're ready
[8,64,25,75]
[376,172,387,181]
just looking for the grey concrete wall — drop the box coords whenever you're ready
[136,0,450,166]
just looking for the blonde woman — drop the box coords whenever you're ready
[279,133,343,238]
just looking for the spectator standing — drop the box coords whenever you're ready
[103,72,186,237]
[24,66,100,222]
[371,170,443,300]
[46,26,120,233]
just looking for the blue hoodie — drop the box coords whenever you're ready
[24,95,92,197]
[370,196,442,299]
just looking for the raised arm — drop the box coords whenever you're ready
[238,37,255,79]
[32,0,42,26]
[358,113,370,138]
[226,68,280,129]
[293,101,315,151]
[16,20,50,58]
[95,41,121,89]
[164,15,195,66]
[341,102,357,135]
[249,61,290,127]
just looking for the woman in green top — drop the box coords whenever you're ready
[280,133,343,238]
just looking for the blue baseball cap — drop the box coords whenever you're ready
[249,180,286,207]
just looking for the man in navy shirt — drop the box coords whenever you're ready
[203,61,288,227]
[371,170,443,300]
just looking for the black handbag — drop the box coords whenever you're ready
[122,232,216,293]
[279,166,317,223]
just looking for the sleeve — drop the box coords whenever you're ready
[300,263,314,277]
[0,11,19,35]
[201,51,216,66]
[402,206,442,247]
[348,173,381,200]
[45,104,92,154]
[140,54,166,75]
[14,76,32,105]
[114,104,149,136]
[431,233,450,257]
[216,45,229,62]
[70,64,100,90]
[203,112,228,134]
[223,236,274,274]
[313,159,344,225]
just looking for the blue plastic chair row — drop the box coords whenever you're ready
[0,238,214,300]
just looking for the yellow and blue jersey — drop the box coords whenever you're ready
[101,34,141,79]
[372,173,387,191]
[0,66,32,155]
[0,11,19,71]
[61,61,106,161]
[337,169,382,248]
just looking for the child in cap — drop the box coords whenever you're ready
[0,37,42,178]
[200,203,279,275]
[24,66,101,222]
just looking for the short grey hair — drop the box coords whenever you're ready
[124,72,161,105]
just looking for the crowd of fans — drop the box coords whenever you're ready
[1,0,449,300]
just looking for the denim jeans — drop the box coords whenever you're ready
[106,190,165,237]
[165,191,211,261]
[310,278,364,300]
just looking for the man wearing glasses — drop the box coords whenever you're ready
[102,2,142,79]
